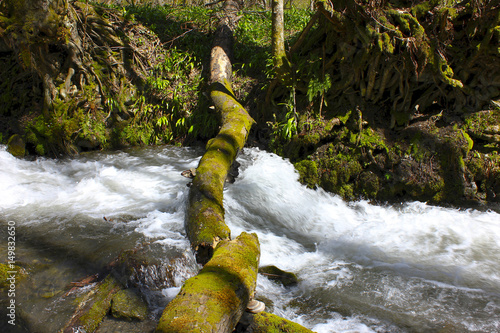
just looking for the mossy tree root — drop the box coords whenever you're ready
[156,232,260,333]
[273,1,500,125]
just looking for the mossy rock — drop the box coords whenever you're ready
[111,289,148,321]
[258,265,298,287]
[356,170,380,198]
[295,160,319,189]
[0,263,27,288]
[64,274,123,332]
[7,134,25,157]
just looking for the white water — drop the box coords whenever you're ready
[1,145,499,332]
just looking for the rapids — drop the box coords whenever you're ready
[0,145,499,332]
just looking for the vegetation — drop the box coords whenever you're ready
[0,0,313,157]
[1,0,499,332]
[265,0,500,206]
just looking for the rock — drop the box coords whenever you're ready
[258,265,298,287]
[111,289,148,321]
[7,134,25,157]
[62,274,123,333]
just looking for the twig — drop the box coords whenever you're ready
[205,0,224,6]
[166,28,194,47]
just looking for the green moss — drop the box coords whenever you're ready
[295,160,319,188]
[250,311,314,333]
[156,233,260,332]
[357,171,380,198]
[75,275,122,332]
[0,263,26,288]
[377,32,394,54]
[7,134,25,157]
[111,289,148,321]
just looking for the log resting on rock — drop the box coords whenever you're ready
[156,232,260,333]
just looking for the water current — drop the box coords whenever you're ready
[1,145,499,332]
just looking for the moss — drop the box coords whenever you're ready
[377,32,394,54]
[460,130,474,154]
[111,289,148,321]
[156,232,260,332]
[357,128,388,152]
[74,275,122,332]
[249,312,314,333]
[295,160,319,188]
[357,171,380,198]
[7,134,25,157]
[0,263,26,288]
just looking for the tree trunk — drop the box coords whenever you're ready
[271,0,286,70]
[156,232,260,333]
[186,0,255,265]
[156,3,261,332]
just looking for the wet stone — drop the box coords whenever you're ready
[111,289,148,321]
[258,265,298,287]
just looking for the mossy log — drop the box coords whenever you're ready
[187,79,255,263]
[158,2,260,332]
[187,0,255,265]
[242,311,315,333]
[156,232,260,333]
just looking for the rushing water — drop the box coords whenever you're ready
[1,145,499,332]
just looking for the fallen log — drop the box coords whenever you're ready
[186,0,255,265]
[156,2,260,333]
[157,2,315,332]
[241,311,315,333]
[187,79,255,264]
[156,232,260,333]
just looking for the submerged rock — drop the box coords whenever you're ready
[258,265,298,287]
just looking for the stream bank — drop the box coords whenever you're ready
[263,0,500,208]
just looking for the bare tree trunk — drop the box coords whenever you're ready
[271,0,286,71]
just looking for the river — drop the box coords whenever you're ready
[1,145,499,332]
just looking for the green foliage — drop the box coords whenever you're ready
[272,92,298,141]
[307,73,331,103]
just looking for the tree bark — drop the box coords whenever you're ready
[186,0,255,265]
[271,0,286,70]
[156,232,260,333]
